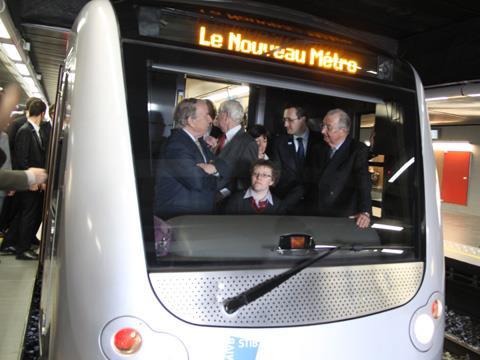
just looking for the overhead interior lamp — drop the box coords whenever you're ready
[202,85,250,102]
[371,223,404,232]
[388,157,415,183]
[425,82,480,101]
[2,43,22,61]
[425,97,448,102]
[23,76,38,93]
[15,63,29,76]
[0,19,10,39]
[0,3,45,100]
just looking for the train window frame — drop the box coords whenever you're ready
[122,41,425,271]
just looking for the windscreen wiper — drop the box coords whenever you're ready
[223,244,413,314]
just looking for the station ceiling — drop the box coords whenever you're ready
[4,0,480,124]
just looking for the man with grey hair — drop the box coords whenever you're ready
[155,98,217,218]
[197,99,258,198]
[310,108,371,228]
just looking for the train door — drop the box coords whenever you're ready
[39,66,70,356]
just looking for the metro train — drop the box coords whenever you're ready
[39,0,444,358]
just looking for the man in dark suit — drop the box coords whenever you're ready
[197,100,258,197]
[155,98,217,219]
[311,108,371,228]
[8,99,47,260]
[271,105,322,212]
[7,97,41,154]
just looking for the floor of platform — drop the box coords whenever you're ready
[0,253,37,360]
[443,210,480,267]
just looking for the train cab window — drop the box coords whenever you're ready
[125,64,422,271]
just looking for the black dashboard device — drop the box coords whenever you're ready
[278,233,315,250]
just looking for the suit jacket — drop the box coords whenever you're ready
[214,128,258,191]
[40,120,52,148]
[155,129,217,218]
[0,168,29,190]
[223,191,286,215]
[311,136,371,217]
[271,131,322,210]
[7,115,27,153]
[14,121,46,170]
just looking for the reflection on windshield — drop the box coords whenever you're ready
[147,78,419,267]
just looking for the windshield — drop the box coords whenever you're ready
[122,39,423,272]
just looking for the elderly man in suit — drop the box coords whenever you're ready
[311,108,372,228]
[155,98,217,219]
[271,105,322,213]
[197,100,258,199]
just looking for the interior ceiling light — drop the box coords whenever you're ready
[15,63,29,76]
[388,157,415,183]
[202,85,250,102]
[23,76,38,92]
[425,97,448,102]
[0,19,10,39]
[2,43,21,61]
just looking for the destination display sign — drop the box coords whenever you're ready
[197,25,359,74]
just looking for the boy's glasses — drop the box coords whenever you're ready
[252,172,272,179]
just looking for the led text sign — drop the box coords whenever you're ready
[198,26,359,74]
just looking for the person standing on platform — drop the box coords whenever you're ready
[0,91,47,253]
[7,99,48,260]
[7,96,41,155]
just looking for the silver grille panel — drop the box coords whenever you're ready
[149,262,424,326]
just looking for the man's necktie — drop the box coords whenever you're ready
[296,137,305,168]
[36,131,43,147]
[195,139,207,162]
[329,147,336,159]
[216,133,226,155]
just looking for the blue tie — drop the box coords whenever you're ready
[296,137,305,167]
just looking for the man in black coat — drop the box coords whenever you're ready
[7,97,41,155]
[311,109,371,228]
[271,105,322,213]
[8,99,47,260]
[155,98,217,219]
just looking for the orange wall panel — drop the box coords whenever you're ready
[441,151,471,205]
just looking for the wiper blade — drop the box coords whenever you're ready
[223,244,412,314]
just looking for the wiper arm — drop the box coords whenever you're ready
[223,244,412,314]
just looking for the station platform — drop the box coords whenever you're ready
[0,255,37,360]
[443,211,480,267]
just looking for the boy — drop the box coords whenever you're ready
[224,159,285,214]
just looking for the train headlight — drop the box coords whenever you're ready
[413,314,435,345]
[409,292,443,352]
[113,328,142,354]
[101,316,188,359]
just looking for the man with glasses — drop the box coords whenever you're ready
[271,105,322,213]
[311,108,371,228]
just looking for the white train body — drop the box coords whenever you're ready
[39,0,444,359]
